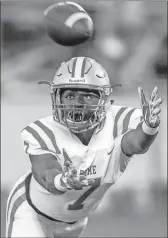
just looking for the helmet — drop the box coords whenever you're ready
[39,57,120,133]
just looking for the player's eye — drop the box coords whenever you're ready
[84,95,91,100]
[67,95,75,100]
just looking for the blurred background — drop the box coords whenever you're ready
[1,0,167,237]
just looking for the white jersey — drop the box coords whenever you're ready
[20,105,142,222]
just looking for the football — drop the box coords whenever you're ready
[44,1,94,46]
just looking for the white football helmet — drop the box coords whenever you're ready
[39,57,120,133]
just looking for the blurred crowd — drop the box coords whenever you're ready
[2,1,167,88]
[1,1,167,237]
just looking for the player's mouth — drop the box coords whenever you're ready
[68,110,85,122]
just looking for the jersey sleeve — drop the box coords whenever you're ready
[21,127,54,156]
[20,118,61,161]
[102,106,143,184]
[113,106,143,139]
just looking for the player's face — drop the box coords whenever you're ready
[60,88,100,123]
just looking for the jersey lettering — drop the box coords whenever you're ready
[85,165,96,176]
[68,178,101,210]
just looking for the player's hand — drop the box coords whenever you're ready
[60,149,95,190]
[138,86,162,128]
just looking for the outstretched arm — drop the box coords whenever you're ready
[121,87,162,156]
[30,149,95,194]
[30,153,64,194]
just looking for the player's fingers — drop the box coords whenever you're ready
[64,161,71,167]
[150,86,158,102]
[60,177,71,189]
[87,179,95,186]
[66,170,75,179]
[82,179,95,186]
[72,180,85,190]
[63,148,72,163]
[66,177,75,185]
[138,87,148,105]
[63,165,69,174]
[70,168,77,176]
[80,170,85,175]
[152,98,162,108]
[152,108,161,116]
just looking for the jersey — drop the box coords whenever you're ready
[20,105,142,222]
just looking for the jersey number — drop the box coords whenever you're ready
[68,178,101,210]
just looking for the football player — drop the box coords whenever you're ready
[6,57,162,237]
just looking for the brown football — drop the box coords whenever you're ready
[44,1,94,46]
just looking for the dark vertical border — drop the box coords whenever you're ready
[0,2,3,237]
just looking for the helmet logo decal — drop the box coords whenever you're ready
[96,71,106,78]
[96,66,106,79]
[81,57,87,77]
[68,57,92,80]
[82,58,92,76]
[71,57,78,77]
[67,57,77,77]
[69,78,85,83]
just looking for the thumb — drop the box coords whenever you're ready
[138,87,148,106]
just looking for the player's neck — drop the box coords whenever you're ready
[74,127,96,146]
